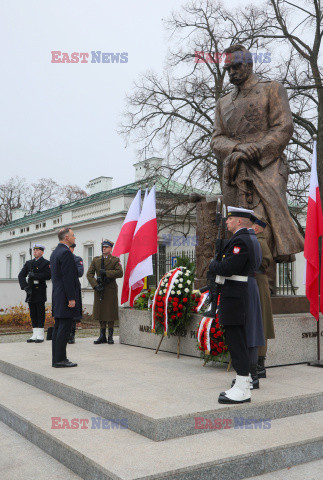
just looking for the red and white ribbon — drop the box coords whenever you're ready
[197,316,213,354]
[196,291,209,312]
[151,267,183,334]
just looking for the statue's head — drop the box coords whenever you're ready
[223,45,253,86]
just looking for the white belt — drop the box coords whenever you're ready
[216,275,248,284]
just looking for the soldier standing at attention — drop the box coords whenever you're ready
[87,239,123,345]
[18,243,51,343]
[252,215,275,378]
[208,207,255,404]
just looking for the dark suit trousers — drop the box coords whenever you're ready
[224,325,249,376]
[52,318,73,364]
[28,302,45,328]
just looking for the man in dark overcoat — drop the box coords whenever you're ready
[252,216,275,378]
[68,243,84,344]
[18,243,51,343]
[87,239,123,345]
[50,227,81,367]
[208,207,255,404]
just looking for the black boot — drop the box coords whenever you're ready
[257,356,266,378]
[68,328,75,344]
[250,364,259,389]
[108,328,114,344]
[94,328,108,344]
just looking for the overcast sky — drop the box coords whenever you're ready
[1,0,255,190]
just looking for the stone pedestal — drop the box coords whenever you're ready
[119,308,323,366]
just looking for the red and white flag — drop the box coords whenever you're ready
[112,189,141,257]
[121,186,158,305]
[304,141,323,320]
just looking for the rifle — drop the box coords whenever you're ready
[96,240,112,301]
[25,242,34,303]
[96,254,106,301]
[200,199,227,318]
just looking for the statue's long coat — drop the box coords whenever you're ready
[211,73,304,258]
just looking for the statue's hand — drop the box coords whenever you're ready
[224,152,248,184]
[234,143,261,162]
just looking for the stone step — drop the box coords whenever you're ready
[0,372,322,480]
[0,420,82,480]
[0,338,322,441]
[245,458,323,480]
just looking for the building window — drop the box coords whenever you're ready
[85,245,94,287]
[53,217,62,225]
[42,222,46,228]
[277,262,296,295]
[10,230,15,236]
[19,254,26,269]
[6,256,12,278]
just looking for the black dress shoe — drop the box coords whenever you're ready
[54,360,77,368]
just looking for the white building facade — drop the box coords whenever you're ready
[0,160,198,311]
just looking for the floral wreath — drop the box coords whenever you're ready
[151,265,194,336]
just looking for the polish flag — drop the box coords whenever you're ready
[304,141,323,320]
[112,189,141,257]
[121,186,157,305]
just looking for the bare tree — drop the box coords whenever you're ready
[121,0,321,233]
[252,0,322,195]
[0,177,88,226]
[0,177,26,225]
[61,184,88,203]
[27,179,62,215]
[121,0,271,193]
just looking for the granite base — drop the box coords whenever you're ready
[119,309,323,366]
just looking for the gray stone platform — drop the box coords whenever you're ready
[119,309,323,366]
[0,337,322,480]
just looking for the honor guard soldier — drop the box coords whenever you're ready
[252,215,275,378]
[18,243,51,343]
[87,239,123,345]
[208,207,255,404]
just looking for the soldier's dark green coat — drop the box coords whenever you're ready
[87,255,123,327]
[255,232,275,340]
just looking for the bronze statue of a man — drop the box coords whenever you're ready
[211,45,304,260]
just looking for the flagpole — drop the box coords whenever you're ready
[307,135,323,367]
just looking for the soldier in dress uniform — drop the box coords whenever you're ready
[68,243,84,344]
[18,243,51,343]
[252,215,275,378]
[246,214,265,388]
[208,207,255,404]
[87,239,123,345]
